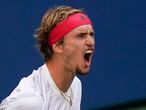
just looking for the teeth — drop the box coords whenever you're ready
[85,50,92,53]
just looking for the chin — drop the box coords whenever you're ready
[76,69,90,75]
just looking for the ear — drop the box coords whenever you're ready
[52,43,63,54]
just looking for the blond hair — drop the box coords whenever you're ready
[35,5,83,60]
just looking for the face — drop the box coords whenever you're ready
[61,24,95,75]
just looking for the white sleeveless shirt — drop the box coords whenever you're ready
[0,64,82,110]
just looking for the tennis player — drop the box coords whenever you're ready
[0,5,95,110]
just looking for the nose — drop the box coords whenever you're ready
[85,35,95,47]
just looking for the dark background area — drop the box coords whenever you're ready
[0,0,146,109]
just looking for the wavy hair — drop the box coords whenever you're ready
[34,5,84,61]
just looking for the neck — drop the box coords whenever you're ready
[46,58,75,92]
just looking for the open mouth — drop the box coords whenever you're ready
[84,50,93,66]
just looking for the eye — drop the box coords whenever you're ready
[90,32,95,38]
[77,34,85,39]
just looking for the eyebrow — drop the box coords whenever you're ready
[77,31,94,36]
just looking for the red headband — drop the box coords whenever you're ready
[48,13,92,46]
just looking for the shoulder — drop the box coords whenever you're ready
[71,76,82,105]
[0,65,46,110]
[73,76,82,86]
[0,95,43,110]
[72,76,82,92]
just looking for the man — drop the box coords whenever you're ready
[0,5,95,110]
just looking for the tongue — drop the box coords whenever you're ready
[85,57,91,66]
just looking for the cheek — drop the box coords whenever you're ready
[63,44,81,61]
[64,47,76,59]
